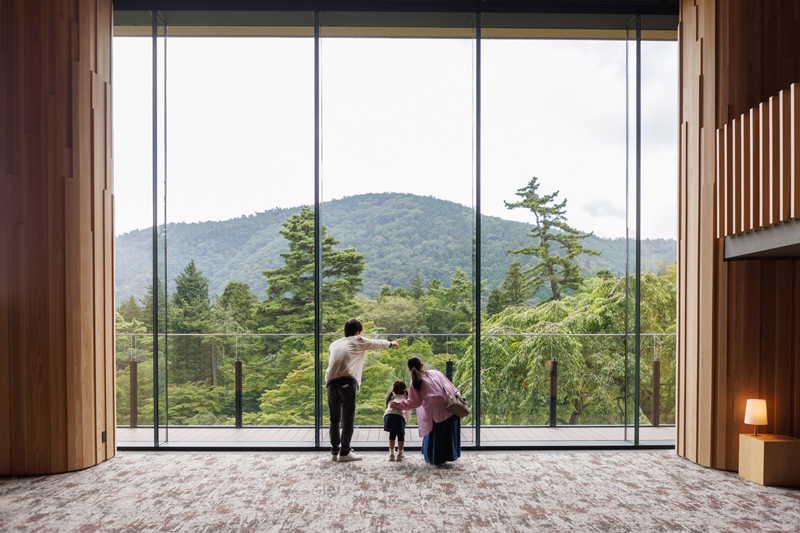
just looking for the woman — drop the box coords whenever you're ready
[391,356,461,465]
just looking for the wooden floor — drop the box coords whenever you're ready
[117,425,675,445]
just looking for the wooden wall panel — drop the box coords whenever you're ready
[759,101,770,227]
[774,263,794,435]
[793,85,800,219]
[748,107,759,232]
[795,265,800,435]
[718,83,800,238]
[770,95,782,224]
[679,0,800,472]
[0,0,115,475]
[780,89,792,222]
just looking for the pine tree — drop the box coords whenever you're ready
[140,277,166,334]
[378,286,392,300]
[171,260,215,386]
[217,281,258,331]
[486,288,507,317]
[172,259,211,334]
[117,295,143,325]
[260,206,365,333]
[409,271,425,300]
[506,177,600,301]
[500,261,532,306]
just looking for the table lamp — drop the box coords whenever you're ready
[744,399,767,436]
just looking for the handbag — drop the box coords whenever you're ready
[435,371,470,418]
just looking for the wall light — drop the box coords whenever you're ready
[744,399,768,436]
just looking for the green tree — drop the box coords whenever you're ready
[454,272,676,426]
[357,295,424,335]
[378,286,393,300]
[170,260,216,390]
[140,277,166,334]
[117,295,143,325]
[409,270,425,300]
[115,311,148,425]
[174,258,209,310]
[421,269,476,353]
[391,287,409,299]
[216,281,258,331]
[500,261,532,306]
[260,206,365,333]
[486,288,507,317]
[252,350,316,425]
[506,177,600,301]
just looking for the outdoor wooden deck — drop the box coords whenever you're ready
[117,425,675,445]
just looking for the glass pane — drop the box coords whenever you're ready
[624,22,638,442]
[162,28,315,443]
[113,31,154,444]
[156,15,168,445]
[639,30,678,444]
[320,22,476,447]
[481,33,630,443]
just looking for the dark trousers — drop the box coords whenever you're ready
[327,378,357,456]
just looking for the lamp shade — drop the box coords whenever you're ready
[744,399,768,426]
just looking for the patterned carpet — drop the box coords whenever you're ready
[1,451,799,532]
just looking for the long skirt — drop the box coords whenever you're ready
[421,415,461,465]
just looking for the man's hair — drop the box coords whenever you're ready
[344,319,362,337]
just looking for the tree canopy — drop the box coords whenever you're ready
[506,177,600,301]
[260,205,365,333]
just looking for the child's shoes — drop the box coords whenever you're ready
[388,452,396,461]
[396,451,405,461]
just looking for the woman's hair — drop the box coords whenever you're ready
[385,380,407,406]
[408,356,424,391]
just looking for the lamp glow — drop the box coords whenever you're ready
[744,399,768,436]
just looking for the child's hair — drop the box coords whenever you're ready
[385,380,408,406]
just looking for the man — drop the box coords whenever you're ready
[325,318,398,462]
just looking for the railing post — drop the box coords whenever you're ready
[549,358,557,428]
[652,357,660,427]
[446,358,453,382]
[130,360,138,429]
[235,358,243,429]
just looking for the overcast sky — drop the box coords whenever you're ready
[113,36,677,240]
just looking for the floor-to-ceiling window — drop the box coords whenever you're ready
[639,28,679,439]
[319,14,477,445]
[479,30,632,443]
[113,9,677,448]
[114,29,155,443]
[163,30,316,443]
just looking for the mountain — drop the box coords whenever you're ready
[114,192,676,305]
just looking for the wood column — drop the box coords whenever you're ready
[679,0,800,471]
[0,0,115,475]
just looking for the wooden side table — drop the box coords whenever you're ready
[739,434,800,486]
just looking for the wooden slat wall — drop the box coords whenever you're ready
[0,0,115,475]
[679,0,800,472]
[718,82,800,236]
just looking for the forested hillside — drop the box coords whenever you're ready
[115,192,676,303]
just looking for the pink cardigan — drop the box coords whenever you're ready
[390,369,459,438]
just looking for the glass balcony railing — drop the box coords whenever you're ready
[115,331,674,445]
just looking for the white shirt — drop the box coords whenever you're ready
[324,335,391,387]
[384,399,412,424]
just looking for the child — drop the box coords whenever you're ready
[383,380,412,461]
